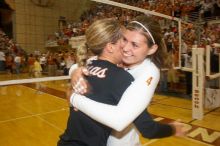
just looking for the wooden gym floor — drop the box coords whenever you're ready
[0,78,220,146]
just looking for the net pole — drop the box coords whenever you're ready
[192,47,205,120]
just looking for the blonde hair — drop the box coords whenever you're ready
[85,18,123,55]
[76,19,123,66]
[76,44,88,66]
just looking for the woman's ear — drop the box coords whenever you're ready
[147,44,158,55]
[106,43,113,53]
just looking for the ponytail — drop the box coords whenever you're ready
[76,44,88,66]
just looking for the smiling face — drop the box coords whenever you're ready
[120,29,157,68]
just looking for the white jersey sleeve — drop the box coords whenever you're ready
[70,60,160,131]
[68,64,78,77]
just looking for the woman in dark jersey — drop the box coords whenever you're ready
[58,18,134,146]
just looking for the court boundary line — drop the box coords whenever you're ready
[36,114,64,132]
[18,103,66,132]
[0,108,68,124]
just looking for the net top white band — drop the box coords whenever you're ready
[130,21,155,44]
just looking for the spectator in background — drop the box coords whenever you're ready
[47,54,57,76]
[167,52,179,92]
[64,53,75,75]
[5,52,13,74]
[40,54,47,73]
[27,54,35,77]
[14,53,21,74]
[33,56,43,93]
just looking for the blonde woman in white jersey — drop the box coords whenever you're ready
[69,15,185,146]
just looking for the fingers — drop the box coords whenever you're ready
[74,107,78,111]
[71,75,82,87]
[170,119,186,137]
[70,67,89,94]
[82,67,89,76]
[72,77,87,94]
[169,120,186,137]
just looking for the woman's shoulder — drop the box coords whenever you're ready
[141,59,160,74]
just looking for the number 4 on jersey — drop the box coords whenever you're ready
[146,77,153,86]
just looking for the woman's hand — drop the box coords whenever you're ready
[71,67,90,94]
[169,120,186,137]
